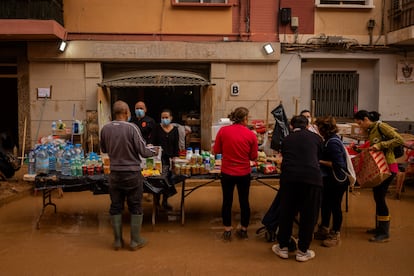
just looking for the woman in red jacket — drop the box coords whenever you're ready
[213,107,258,241]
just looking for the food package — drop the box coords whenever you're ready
[251,120,266,134]
[351,149,391,188]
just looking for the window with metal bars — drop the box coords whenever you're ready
[311,71,358,119]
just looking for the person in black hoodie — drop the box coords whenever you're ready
[272,115,323,262]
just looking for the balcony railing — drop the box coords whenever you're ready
[388,0,414,32]
[0,0,63,25]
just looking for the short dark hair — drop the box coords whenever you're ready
[290,115,308,130]
[300,109,311,115]
[354,110,380,122]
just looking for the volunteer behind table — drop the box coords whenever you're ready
[152,108,180,211]
[353,110,404,242]
[131,101,156,145]
[213,107,258,241]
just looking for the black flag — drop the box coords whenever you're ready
[270,103,290,152]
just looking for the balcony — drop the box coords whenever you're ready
[387,0,414,45]
[0,0,63,25]
[0,0,66,41]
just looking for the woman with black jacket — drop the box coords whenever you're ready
[314,115,349,247]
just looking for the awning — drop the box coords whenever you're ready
[99,70,211,87]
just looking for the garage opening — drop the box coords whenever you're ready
[99,64,212,150]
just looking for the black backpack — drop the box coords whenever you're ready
[378,123,405,159]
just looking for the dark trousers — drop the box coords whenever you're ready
[373,172,396,216]
[109,171,143,215]
[320,178,348,232]
[277,181,322,252]
[220,173,251,228]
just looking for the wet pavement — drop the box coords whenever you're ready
[1,169,414,275]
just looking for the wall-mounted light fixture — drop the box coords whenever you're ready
[263,43,274,55]
[58,41,67,52]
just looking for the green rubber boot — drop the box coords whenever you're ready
[366,215,378,234]
[110,214,123,250]
[130,214,147,251]
[369,216,390,243]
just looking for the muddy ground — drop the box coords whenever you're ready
[1,168,414,275]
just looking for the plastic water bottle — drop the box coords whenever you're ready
[204,156,210,171]
[35,145,49,175]
[28,150,36,175]
[61,146,72,176]
[51,121,57,135]
[55,144,64,172]
[186,147,193,160]
[47,144,57,172]
[74,144,84,163]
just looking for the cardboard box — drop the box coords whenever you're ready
[350,123,362,136]
[337,123,352,135]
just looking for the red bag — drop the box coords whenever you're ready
[351,149,391,188]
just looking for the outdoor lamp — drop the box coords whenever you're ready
[263,43,274,55]
[59,41,67,52]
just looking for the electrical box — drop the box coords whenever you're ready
[280,8,291,25]
[291,17,299,29]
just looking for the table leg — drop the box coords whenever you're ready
[345,186,349,212]
[151,194,156,229]
[36,189,57,229]
[180,179,186,225]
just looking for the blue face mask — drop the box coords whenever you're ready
[135,109,145,118]
[127,116,131,122]
[161,118,171,125]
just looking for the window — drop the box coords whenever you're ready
[173,0,230,6]
[315,0,374,9]
[312,71,359,119]
[176,0,227,3]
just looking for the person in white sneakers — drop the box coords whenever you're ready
[271,115,323,262]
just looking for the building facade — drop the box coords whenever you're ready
[0,0,413,152]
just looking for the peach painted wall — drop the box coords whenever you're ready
[63,0,232,34]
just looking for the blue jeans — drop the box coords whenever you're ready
[109,171,143,215]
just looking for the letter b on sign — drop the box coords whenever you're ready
[231,83,240,96]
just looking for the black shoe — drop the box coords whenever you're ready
[222,230,232,242]
[236,229,248,240]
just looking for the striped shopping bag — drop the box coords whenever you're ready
[351,149,391,188]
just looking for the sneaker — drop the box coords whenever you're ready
[322,232,341,247]
[314,225,329,240]
[272,244,289,259]
[236,229,248,240]
[222,230,232,242]
[296,249,315,262]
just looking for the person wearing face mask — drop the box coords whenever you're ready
[131,101,156,145]
[152,109,180,211]
[300,110,319,135]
